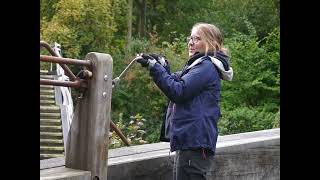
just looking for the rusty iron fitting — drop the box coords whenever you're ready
[83,70,93,79]
[40,55,91,67]
[40,79,87,89]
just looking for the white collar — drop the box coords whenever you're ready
[186,57,204,70]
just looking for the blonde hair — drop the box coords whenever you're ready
[192,22,229,56]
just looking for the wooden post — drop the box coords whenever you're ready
[65,52,113,180]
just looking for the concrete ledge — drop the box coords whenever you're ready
[41,157,65,170]
[107,128,280,180]
[40,128,280,180]
[40,167,91,180]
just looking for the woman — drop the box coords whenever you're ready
[137,22,233,180]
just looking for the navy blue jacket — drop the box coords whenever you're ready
[150,54,222,153]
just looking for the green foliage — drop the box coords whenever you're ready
[145,0,279,41]
[110,0,128,38]
[40,62,52,71]
[221,27,280,109]
[210,0,279,39]
[218,106,277,135]
[126,114,148,144]
[272,109,280,128]
[40,0,60,23]
[218,27,279,135]
[41,0,118,58]
[109,113,148,149]
[40,49,53,70]
[128,37,150,55]
[148,0,213,41]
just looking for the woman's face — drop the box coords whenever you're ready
[188,27,206,57]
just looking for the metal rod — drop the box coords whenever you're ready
[110,121,130,146]
[40,55,91,67]
[40,41,60,57]
[40,79,84,88]
[112,56,141,88]
[40,41,77,81]
[117,56,140,79]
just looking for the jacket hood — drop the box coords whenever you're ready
[211,51,233,81]
[215,51,230,71]
[187,51,233,81]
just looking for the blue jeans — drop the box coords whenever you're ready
[173,149,215,180]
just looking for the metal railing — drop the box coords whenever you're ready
[40,41,78,81]
[40,41,130,146]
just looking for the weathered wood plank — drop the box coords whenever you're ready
[107,128,280,158]
[41,157,65,170]
[40,167,91,180]
[217,128,280,142]
[108,142,170,158]
[65,53,113,180]
[106,128,280,180]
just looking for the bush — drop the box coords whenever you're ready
[218,106,277,135]
[272,109,280,128]
[221,28,279,108]
[109,113,148,149]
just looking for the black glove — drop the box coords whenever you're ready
[136,57,149,67]
[136,53,157,68]
[148,54,170,73]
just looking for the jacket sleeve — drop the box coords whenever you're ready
[149,61,214,103]
[171,71,182,80]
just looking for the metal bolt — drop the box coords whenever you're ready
[102,92,107,98]
[104,75,108,81]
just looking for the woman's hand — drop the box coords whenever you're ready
[149,54,170,73]
[136,53,157,69]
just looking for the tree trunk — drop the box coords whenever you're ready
[138,0,146,38]
[126,0,133,53]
